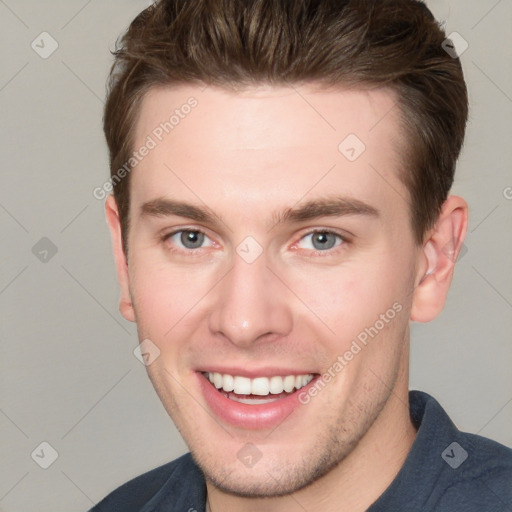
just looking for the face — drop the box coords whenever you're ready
[109,83,425,496]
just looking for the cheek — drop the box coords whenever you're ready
[128,257,216,340]
[284,262,401,335]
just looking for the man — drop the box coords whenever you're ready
[91,0,512,510]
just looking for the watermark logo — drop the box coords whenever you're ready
[31,32,59,59]
[299,302,403,404]
[31,441,59,469]
[32,237,58,263]
[441,442,468,469]
[237,443,262,468]
[338,133,366,162]
[441,241,468,263]
[133,338,161,366]
[442,32,469,59]
[236,236,264,264]
[93,97,198,200]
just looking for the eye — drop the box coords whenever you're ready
[296,230,344,252]
[164,229,214,250]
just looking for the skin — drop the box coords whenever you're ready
[105,83,468,512]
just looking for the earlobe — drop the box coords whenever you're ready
[105,195,136,323]
[410,196,468,323]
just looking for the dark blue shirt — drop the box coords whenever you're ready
[89,391,512,511]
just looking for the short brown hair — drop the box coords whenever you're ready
[103,0,468,256]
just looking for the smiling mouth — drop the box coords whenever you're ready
[202,371,315,404]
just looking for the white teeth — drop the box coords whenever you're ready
[233,376,251,395]
[229,396,280,405]
[283,375,295,392]
[251,377,270,396]
[222,373,234,392]
[205,372,314,396]
[269,375,284,394]
[213,372,223,389]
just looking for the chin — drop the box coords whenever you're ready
[187,429,356,498]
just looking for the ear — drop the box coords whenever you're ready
[105,195,136,323]
[410,195,468,323]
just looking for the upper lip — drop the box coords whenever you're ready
[196,367,317,378]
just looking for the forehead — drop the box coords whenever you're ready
[130,83,409,222]
[135,83,401,149]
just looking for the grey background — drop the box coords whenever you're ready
[1,0,511,510]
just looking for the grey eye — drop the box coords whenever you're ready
[179,230,205,249]
[297,231,343,251]
[311,232,338,250]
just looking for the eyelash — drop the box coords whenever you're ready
[160,228,349,256]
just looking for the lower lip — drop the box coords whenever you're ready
[197,373,318,430]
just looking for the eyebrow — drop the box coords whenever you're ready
[139,195,380,228]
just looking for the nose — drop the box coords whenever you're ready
[208,250,293,348]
